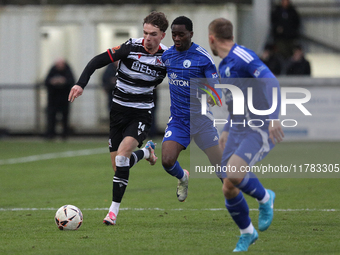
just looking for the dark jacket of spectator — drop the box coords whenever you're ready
[286,45,311,76]
[271,0,300,41]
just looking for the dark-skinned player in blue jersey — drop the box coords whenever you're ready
[161,16,223,203]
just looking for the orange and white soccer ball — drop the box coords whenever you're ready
[55,205,83,230]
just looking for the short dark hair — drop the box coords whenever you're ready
[209,18,233,41]
[143,11,169,32]
[171,16,193,32]
[293,44,303,51]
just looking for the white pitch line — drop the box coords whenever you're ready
[0,207,338,212]
[0,147,108,165]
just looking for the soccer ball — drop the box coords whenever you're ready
[55,205,83,230]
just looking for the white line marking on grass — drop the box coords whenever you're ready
[0,148,107,165]
[0,208,338,212]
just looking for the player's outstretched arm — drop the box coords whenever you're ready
[68,52,113,103]
[68,85,84,103]
[269,120,284,144]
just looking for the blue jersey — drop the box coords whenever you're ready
[162,43,220,119]
[219,43,280,133]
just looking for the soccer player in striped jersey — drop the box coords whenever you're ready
[68,12,169,225]
[208,18,284,252]
[161,16,223,202]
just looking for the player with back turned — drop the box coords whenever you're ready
[208,18,284,252]
[68,11,169,226]
[161,16,223,202]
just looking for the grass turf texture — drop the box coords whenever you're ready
[1,139,340,254]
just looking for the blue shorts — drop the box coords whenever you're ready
[162,115,219,151]
[221,129,275,169]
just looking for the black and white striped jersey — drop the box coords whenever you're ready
[76,37,167,109]
[107,38,167,109]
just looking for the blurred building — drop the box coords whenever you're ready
[0,0,340,141]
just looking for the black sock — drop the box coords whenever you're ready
[130,150,145,167]
[112,166,130,203]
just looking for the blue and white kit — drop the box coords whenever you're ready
[162,42,221,150]
[219,43,281,169]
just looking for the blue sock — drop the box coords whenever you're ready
[163,161,184,179]
[236,172,266,201]
[225,192,251,230]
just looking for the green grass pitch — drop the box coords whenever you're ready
[1,139,340,254]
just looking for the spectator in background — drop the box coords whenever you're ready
[271,0,300,59]
[45,58,75,140]
[286,44,311,75]
[260,43,282,76]
[102,62,118,111]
